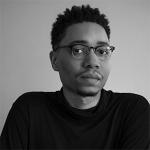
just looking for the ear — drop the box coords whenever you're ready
[49,51,59,71]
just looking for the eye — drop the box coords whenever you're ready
[71,45,85,56]
[72,48,83,54]
[96,47,108,56]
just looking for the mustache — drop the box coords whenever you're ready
[77,70,102,80]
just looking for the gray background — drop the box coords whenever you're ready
[0,0,150,134]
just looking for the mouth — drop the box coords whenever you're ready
[81,75,100,80]
[80,72,102,80]
[78,72,102,85]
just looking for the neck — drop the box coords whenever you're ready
[63,88,101,110]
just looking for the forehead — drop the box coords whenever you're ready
[59,22,109,46]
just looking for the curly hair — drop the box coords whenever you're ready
[51,5,110,50]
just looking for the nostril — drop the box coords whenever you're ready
[84,64,100,69]
[95,65,100,69]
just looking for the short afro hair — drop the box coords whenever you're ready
[51,5,110,50]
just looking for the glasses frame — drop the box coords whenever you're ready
[55,43,115,60]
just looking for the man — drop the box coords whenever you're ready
[0,5,149,149]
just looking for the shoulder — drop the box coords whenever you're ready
[12,91,60,111]
[116,92,149,107]
[107,90,150,115]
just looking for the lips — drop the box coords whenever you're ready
[77,71,102,85]
[80,72,102,80]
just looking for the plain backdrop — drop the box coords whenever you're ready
[0,0,150,134]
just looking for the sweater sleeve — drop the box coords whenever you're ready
[0,94,29,149]
[120,95,150,150]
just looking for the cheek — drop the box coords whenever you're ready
[58,57,81,79]
[101,61,111,78]
[59,60,70,74]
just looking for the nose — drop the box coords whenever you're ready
[82,51,100,69]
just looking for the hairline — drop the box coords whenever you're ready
[53,21,110,50]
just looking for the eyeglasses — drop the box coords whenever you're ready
[55,44,115,60]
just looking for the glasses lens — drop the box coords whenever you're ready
[72,45,87,58]
[95,46,111,57]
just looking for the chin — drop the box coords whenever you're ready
[76,86,101,97]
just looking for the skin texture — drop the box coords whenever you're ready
[50,22,111,109]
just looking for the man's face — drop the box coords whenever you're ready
[51,22,111,96]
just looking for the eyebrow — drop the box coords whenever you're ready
[68,40,88,45]
[68,40,109,45]
[96,41,109,45]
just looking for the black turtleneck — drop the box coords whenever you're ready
[0,89,149,149]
